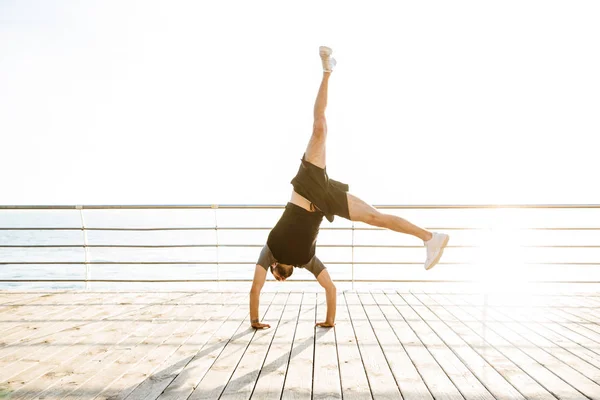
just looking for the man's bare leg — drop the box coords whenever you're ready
[347,193,432,241]
[307,50,431,242]
[304,47,335,169]
[347,193,449,270]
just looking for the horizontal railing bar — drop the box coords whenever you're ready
[2,226,600,231]
[1,279,600,284]
[2,261,599,265]
[2,291,598,296]
[1,244,600,249]
[0,261,435,265]
[0,244,357,248]
[0,227,394,231]
[1,204,600,210]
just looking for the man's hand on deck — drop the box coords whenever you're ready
[315,321,335,328]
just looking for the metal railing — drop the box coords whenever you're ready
[1,204,600,287]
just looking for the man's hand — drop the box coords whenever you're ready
[251,322,271,329]
[316,269,337,328]
[250,265,268,330]
[315,321,335,328]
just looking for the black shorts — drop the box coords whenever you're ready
[290,154,350,222]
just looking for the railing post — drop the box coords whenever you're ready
[351,221,355,291]
[76,205,90,290]
[212,205,220,288]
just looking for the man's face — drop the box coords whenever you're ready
[270,263,292,281]
[273,270,285,282]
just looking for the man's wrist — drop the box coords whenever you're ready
[251,318,259,324]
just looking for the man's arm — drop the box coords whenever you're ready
[316,269,336,327]
[250,264,270,329]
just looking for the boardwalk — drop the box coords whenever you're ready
[1,290,600,399]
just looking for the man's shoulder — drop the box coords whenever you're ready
[257,244,276,271]
[298,256,326,277]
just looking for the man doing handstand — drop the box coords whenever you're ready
[249,46,449,329]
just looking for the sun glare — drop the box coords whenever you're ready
[475,208,533,293]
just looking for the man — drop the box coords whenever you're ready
[250,46,449,329]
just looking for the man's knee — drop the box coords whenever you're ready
[313,117,327,138]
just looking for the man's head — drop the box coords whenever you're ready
[270,263,294,281]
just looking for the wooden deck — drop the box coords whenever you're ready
[1,290,600,399]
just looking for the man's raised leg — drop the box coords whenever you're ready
[304,46,336,169]
[347,193,449,270]
[347,194,432,240]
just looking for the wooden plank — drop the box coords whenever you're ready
[94,293,238,400]
[480,321,600,398]
[416,293,556,400]
[163,291,225,305]
[552,321,600,344]
[561,307,600,324]
[0,293,69,318]
[0,304,84,342]
[0,300,167,385]
[0,298,92,321]
[463,302,600,390]
[549,308,595,324]
[409,293,532,400]
[486,303,600,375]
[0,303,87,339]
[458,296,600,366]
[502,320,600,384]
[218,293,289,400]
[397,293,497,400]
[437,293,590,399]
[182,294,279,400]
[364,292,434,400]
[346,292,401,400]
[2,292,190,398]
[312,291,342,399]
[251,293,303,400]
[0,292,49,307]
[543,321,600,353]
[281,292,316,400]
[457,293,600,345]
[0,293,151,348]
[382,292,463,400]
[4,301,180,399]
[334,293,372,400]
[545,296,600,324]
[100,293,254,400]
[62,295,223,400]
[0,293,152,365]
[14,303,188,400]
[0,292,77,310]
[0,295,148,339]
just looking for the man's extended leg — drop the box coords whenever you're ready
[304,47,335,169]
[347,193,449,270]
[348,194,431,240]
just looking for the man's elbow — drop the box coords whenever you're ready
[250,286,262,295]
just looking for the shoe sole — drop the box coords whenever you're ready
[319,46,332,55]
[425,235,449,271]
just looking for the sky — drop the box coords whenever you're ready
[1,0,599,206]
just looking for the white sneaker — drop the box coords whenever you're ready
[424,232,449,270]
[319,46,336,72]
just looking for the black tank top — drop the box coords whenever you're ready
[267,203,324,266]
